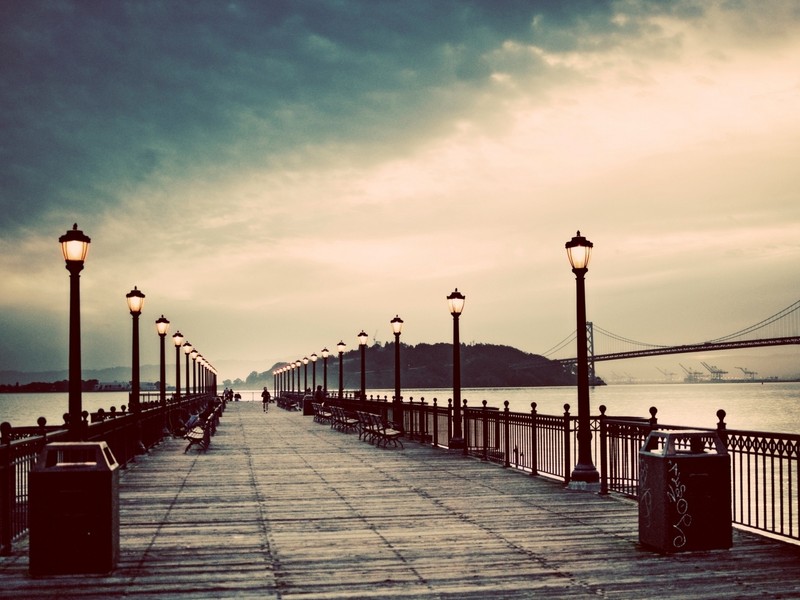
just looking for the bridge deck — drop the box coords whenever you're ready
[2,401,800,598]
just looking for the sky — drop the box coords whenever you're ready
[1,0,799,384]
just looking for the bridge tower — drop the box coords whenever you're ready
[586,321,596,384]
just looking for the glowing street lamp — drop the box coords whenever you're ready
[155,315,170,406]
[183,341,193,396]
[59,224,90,439]
[391,315,404,430]
[126,286,145,416]
[303,356,309,393]
[448,288,465,449]
[566,231,599,486]
[310,353,318,394]
[190,349,199,394]
[358,330,368,400]
[172,331,184,399]
[321,348,329,395]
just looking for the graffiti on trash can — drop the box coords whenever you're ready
[667,459,692,548]
[639,461,653,529]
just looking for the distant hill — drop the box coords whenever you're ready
[226,342,579,390]
[0,365,162,387]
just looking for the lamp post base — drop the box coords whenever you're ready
[449,437,465,449]
[567,480,601,492]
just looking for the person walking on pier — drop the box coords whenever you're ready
[261,387,270,412]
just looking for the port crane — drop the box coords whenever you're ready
[656,367,676,381]
[679,363,705,383]
[701,361,728,381]
[736,366,758,381]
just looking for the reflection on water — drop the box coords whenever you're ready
[2,383,799,434]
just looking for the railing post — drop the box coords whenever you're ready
[599,405,608,495]
[462,400,469,456]
[648,406,658,432]
[563,404,571,485]
[482,400,488,461]
[503,401,510,468]
[530,402,538,476]
[408,398,415,440]
[447,398,453,446]
[716,409,728,446]
[0,422,13,556]
[432,398,439,447]
[420,398,428,443]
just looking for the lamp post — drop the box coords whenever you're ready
[126,286,145,416]
[391,315,404,430]
[155,315,170,406]
[126,286,146,454]
[321,348,329,395]
[358,330,368,400]
[566,231,600,486]
[183,341,192,397]
[311,353,318,393]
[448,288,465,449]
[172,331,183,399]
[59,223,90,440]
[303,356,309,393]
[190,349,199,395]
[337,340,346,398]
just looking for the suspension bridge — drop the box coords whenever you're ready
[546,299,800,373]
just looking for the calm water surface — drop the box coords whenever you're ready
[2,383,799,434]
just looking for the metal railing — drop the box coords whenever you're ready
[394,397,800,545]
[0,393,212,554]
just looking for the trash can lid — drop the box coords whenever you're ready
[33,441,119,471]
[641,430,727,456]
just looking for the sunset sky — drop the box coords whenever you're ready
[1,0,799,384]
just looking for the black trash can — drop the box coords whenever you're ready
[29,441,120,575]
[638,430,731,553]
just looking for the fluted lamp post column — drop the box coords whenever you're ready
[183,341,192,397]
[321,348,329,395]
[337,341,346,399]
[358,330,368,400]
[566,231,600,487]
[448,288,465,449]
[126,286,146,453]
[311,353,318,394]
[172,331,183,400]
[391,315,404,428]
[59,223,90,440]
[190,349,199,395]
[155,316,169,406]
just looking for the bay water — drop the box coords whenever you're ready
[4,383,797,435]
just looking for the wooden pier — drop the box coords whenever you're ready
[2,401,800,598]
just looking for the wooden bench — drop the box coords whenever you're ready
[312,402,332,424]
[184,403,223,453]
[355,411,403,448]
[330,406,359,433]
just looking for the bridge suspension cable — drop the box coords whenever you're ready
[706,299,800,343]
[542,331,577,358]
[591,325,669,350]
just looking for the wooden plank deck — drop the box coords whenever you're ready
[2,400,800,598]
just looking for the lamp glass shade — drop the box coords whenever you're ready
[337,341,346,354]
[155,315,170,336]
[310,353,318,362]
[190,350,198,360]
[303,357,309,365]
[358,330,368,346]
[126,286,146,314]
[321,348,329,358]
[59,223,91,263]
[447,288,465,315]
[183,341,193,355]
[173,331,184,346]
[565,230,593,270]
[390,315,404,335]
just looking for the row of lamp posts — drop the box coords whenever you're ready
[270,233,598,480]
[60,224,217,444]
